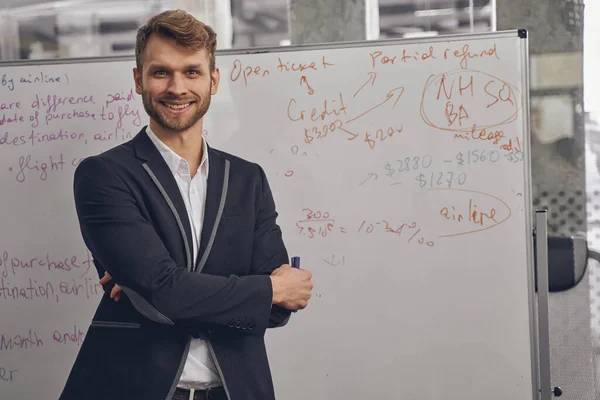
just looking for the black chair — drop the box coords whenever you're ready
[546,235,590,292]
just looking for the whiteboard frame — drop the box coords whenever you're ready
[0,29,541,399]
[518,34,544,400]
[536,211,551,400]
[1,29,526,65]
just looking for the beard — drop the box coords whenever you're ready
[141,86,211,133]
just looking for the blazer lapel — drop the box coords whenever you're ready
[196,146,229,272]
[132,128,194,271]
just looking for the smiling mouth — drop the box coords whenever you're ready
[161,102,193,110]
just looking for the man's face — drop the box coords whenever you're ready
[133,35,220,133]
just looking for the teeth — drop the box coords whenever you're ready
[164,103,190,110]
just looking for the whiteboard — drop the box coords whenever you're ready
[0,31,536,400]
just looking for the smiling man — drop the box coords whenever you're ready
[59,10,313,400]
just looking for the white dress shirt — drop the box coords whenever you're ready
[146,126,222,390]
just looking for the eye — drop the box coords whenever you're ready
[187,70,200,75]
[153,70,168,76]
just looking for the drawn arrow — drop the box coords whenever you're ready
[340,126,359,140]
[353,72,377,98]
[300,76,315,95]
[345,86,405,124]
[324,254,345,266]
[359,173,378,186]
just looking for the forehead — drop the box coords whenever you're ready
[142,34,210,69]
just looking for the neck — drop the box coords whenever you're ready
[149,120,204,176]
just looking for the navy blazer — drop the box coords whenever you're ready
[59,128,291,400]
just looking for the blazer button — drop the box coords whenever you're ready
[248,322,255,331]
[241,323,248,330]
[235,322,242,329]
[228,321,235,328]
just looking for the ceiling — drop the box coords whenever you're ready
[1,0,493,59]
[232,0,492,46]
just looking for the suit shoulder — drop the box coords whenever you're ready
[98,140,135,162]
[210,147,261,172]
[80,140,135,166]
[75,140,135,178]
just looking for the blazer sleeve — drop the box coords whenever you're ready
[73,156,274,335]
[250,164,293,328]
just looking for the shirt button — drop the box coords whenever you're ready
[191,188,196,194]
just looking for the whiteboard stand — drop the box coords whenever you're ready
[535,210,560,399]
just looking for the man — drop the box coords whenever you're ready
[60,10,313,400]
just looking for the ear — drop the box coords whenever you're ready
[133,67,143,95]
[210,67,220,95]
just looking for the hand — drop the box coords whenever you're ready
[99,272,122,302]
[270,264,313,311]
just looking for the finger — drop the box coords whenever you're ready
[110,285,120,299]
[271,264,291,275]
[114,292,121,302]
[99,272,112,285]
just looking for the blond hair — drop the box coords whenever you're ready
[135,10,217,71]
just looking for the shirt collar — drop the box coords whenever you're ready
[145,125,209,178]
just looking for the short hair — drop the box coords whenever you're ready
[135,10,217,71]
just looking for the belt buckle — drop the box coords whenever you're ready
[204,387,212,399]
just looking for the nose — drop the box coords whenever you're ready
[167,73,188,96]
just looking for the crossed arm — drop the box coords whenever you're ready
[75,156,312,335]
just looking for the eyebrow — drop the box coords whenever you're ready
[184,64,203,70]
[147,63,204,71]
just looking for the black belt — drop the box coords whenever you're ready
[172,386,226,400]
